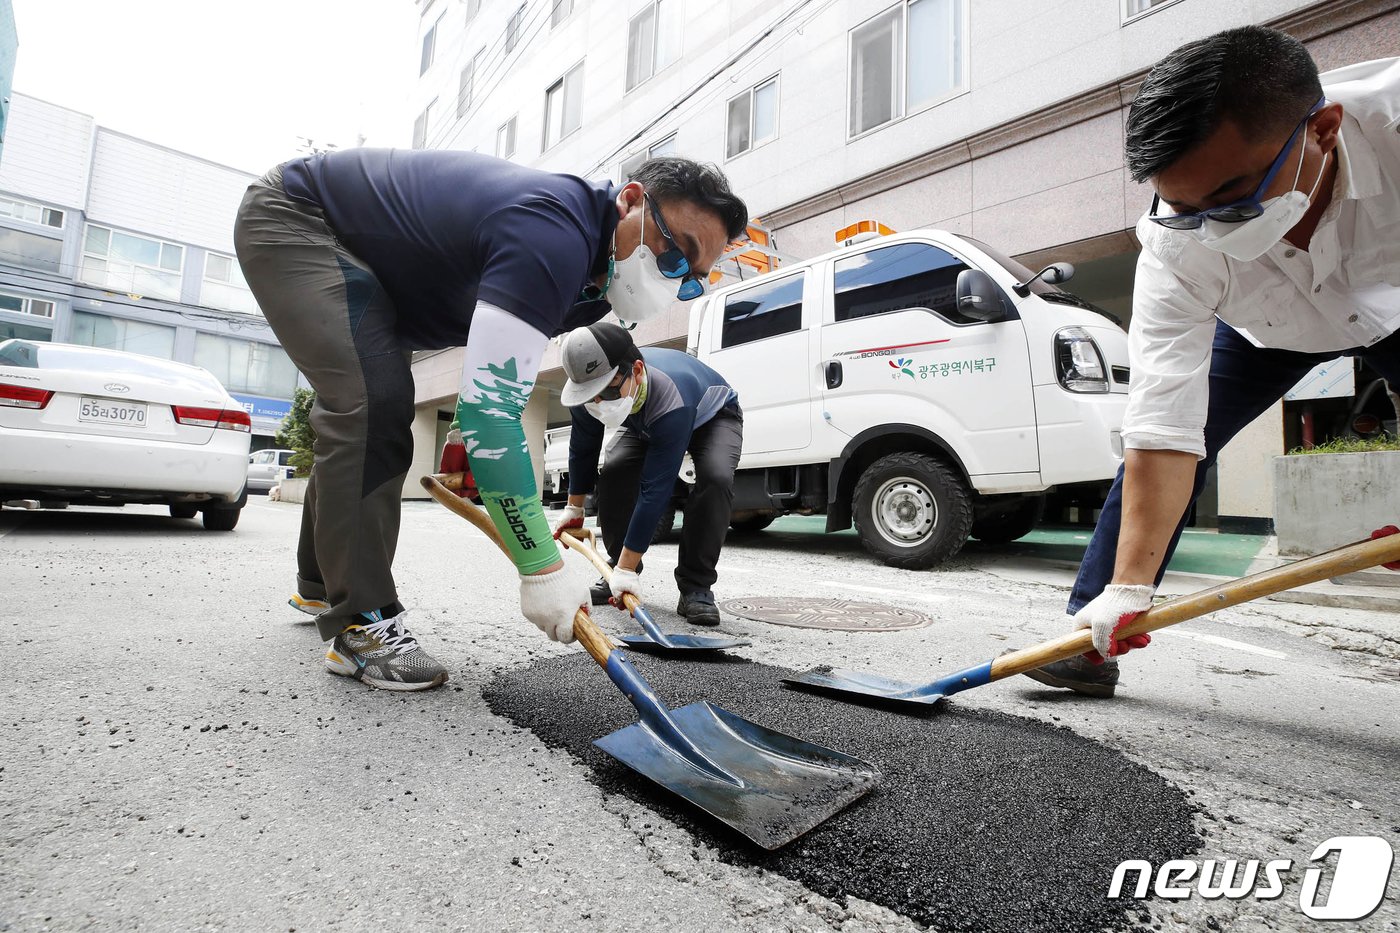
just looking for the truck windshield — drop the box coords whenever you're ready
[961,237,1122,326]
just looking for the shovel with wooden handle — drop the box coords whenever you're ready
[783,530,1400,711]
[421,473,880,849]
[556,528,752,653]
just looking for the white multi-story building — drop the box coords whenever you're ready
[408,0,1397,528]
[0,93,305,441]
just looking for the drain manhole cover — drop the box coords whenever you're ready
[718,597,935,632]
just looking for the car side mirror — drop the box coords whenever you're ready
[955,269,1007,323]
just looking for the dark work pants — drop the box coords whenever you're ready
[1068,318,1400,614]
[597,408,744,595]
[233,166,416,640]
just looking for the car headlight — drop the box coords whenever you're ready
[1054,327,1109,394]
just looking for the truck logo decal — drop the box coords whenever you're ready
[836,338,950,360]
[888,358,916,379]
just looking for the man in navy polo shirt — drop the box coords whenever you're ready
[553,323,743,627]
[234,151,747,690]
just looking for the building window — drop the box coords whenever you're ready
[620,134,677,180]
[543,62,584,149]
[0,319,51,342]
[81,225,184,301]
[413,99,436,149]
[497,116,518,159]
[626,0,680,92]
[202,253,259,315]
[1123,0,1182,20]
[849,0,964,138]
[833,242,985,325]
[552,0,573,27]
[505,4,526,54]
[0,196,63,228]
[0,228,63,274]
[458,51,483,117]
[193,333,300,398]
[726,76,779,159]
[721,273,804,349]
[0,293,55,318]
[69,310,177,359]
[420,17,440,75]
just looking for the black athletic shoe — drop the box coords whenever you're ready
[589,576,612,607]
[1020,654,1119,698]
[677,589,721,627]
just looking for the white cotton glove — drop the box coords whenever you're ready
[446,426,463,446]
[1071,584,1156,663]
[518,567,588,644]
[551,504,585,540]
[608,567,643,606]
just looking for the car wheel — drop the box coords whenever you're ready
[852,452,972,569]
[202,506,241,531]
[170,503,199,520]
[651,507,678,545]
[729,513,776,534]
[970,495,1045,544]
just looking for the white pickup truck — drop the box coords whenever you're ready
[680,227,1130,569]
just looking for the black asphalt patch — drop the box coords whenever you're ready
[484,652,1202,933]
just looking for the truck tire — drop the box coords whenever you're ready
[202,505,242,531]
[852,452,973,569]
[970,496,1045,544]
[169,503,199,520]
[651,507,678,544]
[729,514,776,534]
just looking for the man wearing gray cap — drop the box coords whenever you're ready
[554,323,743,626]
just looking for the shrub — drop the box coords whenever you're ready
[274,388,316,477]
[1287,435,1400,455]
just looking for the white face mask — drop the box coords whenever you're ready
[1187,146,1329,262]
[583,370,638,429]
[606,198,677,325]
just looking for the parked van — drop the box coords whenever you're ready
[682,226,1130,569]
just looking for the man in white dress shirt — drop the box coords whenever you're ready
[1025,27,1400,697]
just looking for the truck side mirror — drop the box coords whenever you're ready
[955,269,1007,323]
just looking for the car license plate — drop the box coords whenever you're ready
[78,396,148,427]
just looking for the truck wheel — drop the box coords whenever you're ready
[853,452,972,569]
[970,496,1045,544]
[169,503,199,520]
[651,507,678,544]
[729,514,776,534]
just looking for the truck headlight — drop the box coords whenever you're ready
[1054,327,1109,394]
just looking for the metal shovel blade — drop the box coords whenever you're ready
[595,700,880,850]
[782,666,966,708]
[618,630,753,653]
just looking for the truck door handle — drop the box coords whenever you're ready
[824,360,843,389]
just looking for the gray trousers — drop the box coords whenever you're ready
[233,167,415,640]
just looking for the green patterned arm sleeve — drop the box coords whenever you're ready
[455,304,561,575]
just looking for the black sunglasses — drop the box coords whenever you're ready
[645,195,706,301]
[596,371,629,401]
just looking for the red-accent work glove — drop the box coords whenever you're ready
[1072,584,1156,664]
[1372,525,1400,571]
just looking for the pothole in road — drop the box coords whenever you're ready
[484,653,1202,933]
[718,596,936,631]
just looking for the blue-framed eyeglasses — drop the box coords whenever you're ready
[645,194,706,301]
[1148,96,1326,231]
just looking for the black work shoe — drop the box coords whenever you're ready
[589,576,612,607]
[677,589,721,627]
[1020,654,1120,698]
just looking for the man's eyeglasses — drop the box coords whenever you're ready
[645,195,706,301]
[596,372,628,401]
[1148,97,1326,231]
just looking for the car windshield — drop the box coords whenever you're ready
[961,238,1121,325]
[278,452,293,465]
[0,339,226,391]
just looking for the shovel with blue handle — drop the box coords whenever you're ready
[783,530,1400,711]
[422,473,880,849]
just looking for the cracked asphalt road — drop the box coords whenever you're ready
[1,498,1397,932]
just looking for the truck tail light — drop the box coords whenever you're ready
[172,405,252,432]
[1054,328,1109,394]
[0,382,54,409]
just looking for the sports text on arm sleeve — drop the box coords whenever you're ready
[455,303,561,575]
